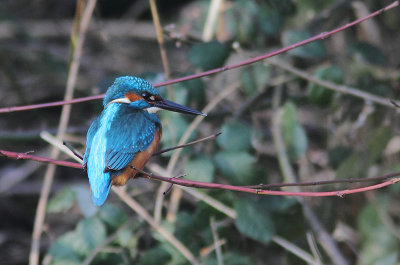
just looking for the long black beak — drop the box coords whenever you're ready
[152,98,206,116]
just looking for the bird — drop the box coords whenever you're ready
[83,76,205,206]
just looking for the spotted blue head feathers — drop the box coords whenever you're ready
[83,76,205,206]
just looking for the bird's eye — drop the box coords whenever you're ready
[142,92,156,102]
[141,92,150,99]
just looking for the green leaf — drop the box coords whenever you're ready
[166,83,188,106]
[240,62,271,95]
[367,126,391,165]
[257,4,283,37]
[235,197,275,244]
[115,227,136,248]
[214,151,255,185]
[358,201,399,265]
[98,204,128,230]
[258,197,305,239]
[72,185,98,217]
[205,252,255,265]
[373,253,398,265]
[282,29,326,59]
[48,259,81,265]
[307,65,343,105]
[160,112,190,155]
[47,187,76,213]
[48,232,82,263]
[217,122,253,151]
[336,127,391,179]
[328,146,352,169]
[179,75,206,109]
[188,41,230,71]
[281,102,308,159]
[335,153,364,179]
[175,202,225,253]
[224,0,258,44]
[76,216,107,252]
[184,156,215,182]
[347,42,388,66]
[137,246,171,265]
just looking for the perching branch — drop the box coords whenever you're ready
[2,149,399,198]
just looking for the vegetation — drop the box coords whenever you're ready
[0,0,400,264]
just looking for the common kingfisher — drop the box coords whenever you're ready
[83,76,205,206]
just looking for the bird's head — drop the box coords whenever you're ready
[103,76,206,116]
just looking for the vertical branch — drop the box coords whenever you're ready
[28,1,97,264]
[153,82,239,224]
[202,0,224,41]
[210,217,224,265]
[271,87,349,265]
[149,0,174,100]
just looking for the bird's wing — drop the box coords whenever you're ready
[82,116,101,170]
[104,111,158,172]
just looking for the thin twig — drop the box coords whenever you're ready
[1,1,398,114]
[40,131,82,163]
[200,239,227,258]
[63,141,84,161]
[202,0,223,41]
[272,235,321,265]
[150,163,237,219]
[268,59,396,108]
[149,0,174,99]
[29,1,97,264]
[210,217,224,265]
[152,132,221,156]
[306,232,323,264]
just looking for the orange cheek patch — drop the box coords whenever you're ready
[125,92,143,102]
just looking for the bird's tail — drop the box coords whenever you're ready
[87,164,112,206]
[91,180,111,206]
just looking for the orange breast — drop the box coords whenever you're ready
[111,127,162,186]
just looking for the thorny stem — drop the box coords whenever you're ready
[2,149,399,197]
[0,1,398,114]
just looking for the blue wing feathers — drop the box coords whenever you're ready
[104,107,157,171]
[82,116,100,169]
[84,103,159,206]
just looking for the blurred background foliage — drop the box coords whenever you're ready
[0,0,400,264]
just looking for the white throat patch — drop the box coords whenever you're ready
[146,107,162,113]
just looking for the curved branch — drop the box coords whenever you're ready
[0,1,398,114]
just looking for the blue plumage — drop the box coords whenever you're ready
[83,76,204,206]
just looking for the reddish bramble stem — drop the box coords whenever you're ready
[0,150,82,169]
[2,149,399,197]
[0,1,398,114]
